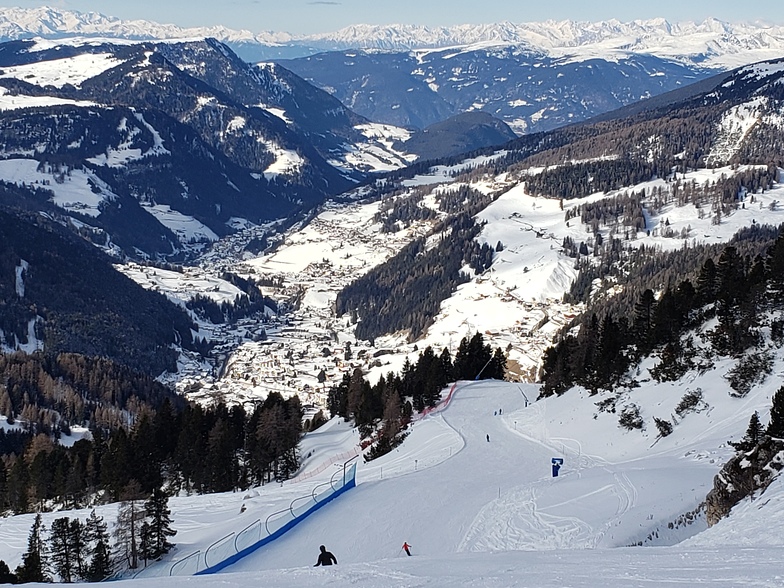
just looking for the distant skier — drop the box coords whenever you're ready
[314,545,337,566]
[402,542,412,556]
[486,434,490,442]
[499,408,502,415]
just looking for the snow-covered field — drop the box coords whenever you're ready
[181,159,784,400]
[2,371,782,586]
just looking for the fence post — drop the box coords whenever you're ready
[343,454,359,486]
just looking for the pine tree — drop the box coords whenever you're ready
[138,521,155,568]
[488,347,507,380]
[768,386,784,438]
[49,517,75,583]
[0,460,8,513]
[16,513,50,583]
[68,518,87,581]
[205,418,235,493]
[85,509,111,582]
[0,559,17,584]
[730,411,765,451]
[633,289,657,353]
[144,488,176,559]
[765,230,784,301]
[696,257,718,304]
[7,456,29,514]
[346,367,365,423]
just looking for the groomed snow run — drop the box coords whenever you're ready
[38,375,777,587]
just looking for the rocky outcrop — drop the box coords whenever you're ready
[705,436,784,526]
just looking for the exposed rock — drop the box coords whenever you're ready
[705,436,784,526]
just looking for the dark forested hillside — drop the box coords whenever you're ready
[336,212,495,341]
[0,206,196,375]
[399,112,519,161]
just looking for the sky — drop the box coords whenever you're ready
[3,0,784,36]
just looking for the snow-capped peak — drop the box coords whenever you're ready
[2,9,784,68]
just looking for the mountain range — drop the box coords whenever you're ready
[4,8,784,134]
[0,9,783,586]
[2,8,784,65]
[0,36,407,259]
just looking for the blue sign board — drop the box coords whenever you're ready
[551,457,564,477]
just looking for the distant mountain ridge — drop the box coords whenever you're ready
[279,49,712,133]
[1,8,784,65]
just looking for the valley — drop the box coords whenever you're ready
[1,8,784,586]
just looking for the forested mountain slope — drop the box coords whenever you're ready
[304,57,784,382]
[0,37,414,259]
[0,205,196,375]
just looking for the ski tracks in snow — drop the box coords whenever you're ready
[458,485,596,552]
[459,396,642,550]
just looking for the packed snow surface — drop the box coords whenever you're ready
[2,376,783,586]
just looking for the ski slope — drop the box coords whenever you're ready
[219,379,728,573]
[2,375,783,586]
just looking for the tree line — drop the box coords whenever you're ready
[0,393,304,517]
[1,485,176,583]
[327,332,506,459]
[541,225,784,397]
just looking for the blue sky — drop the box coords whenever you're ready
[6,0,784,35]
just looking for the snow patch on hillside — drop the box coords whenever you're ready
[0,86,96,110]
[706,98,766,164]
[142,204,219,244]
[262,141,304,179]
[258,106,291,124]
[0,158,113,217]
[329,123,416,173]
[85,113,168,167]
[14,259,27,297]
[0,51,125,88]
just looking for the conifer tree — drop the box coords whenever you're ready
[346,367,366,424]
[49,517,76,583]
[205,418,235,493]
[0,460,8,513]
[7,456,29,514]
[767,386,784,438]
[488,347,507,380]
[731,411,765,451]
[634,289,657,353]
[0,559,17,584]
[69,517,87,581]
[138,521,155,568]
[16,513,50,583]
[85,509,111,582]
[144,488,176,559]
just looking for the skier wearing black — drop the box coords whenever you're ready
[314,545,337,566]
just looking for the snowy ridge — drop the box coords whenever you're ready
[2,9,784,67]
[302,18,784,69]
[0,6,266,44]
